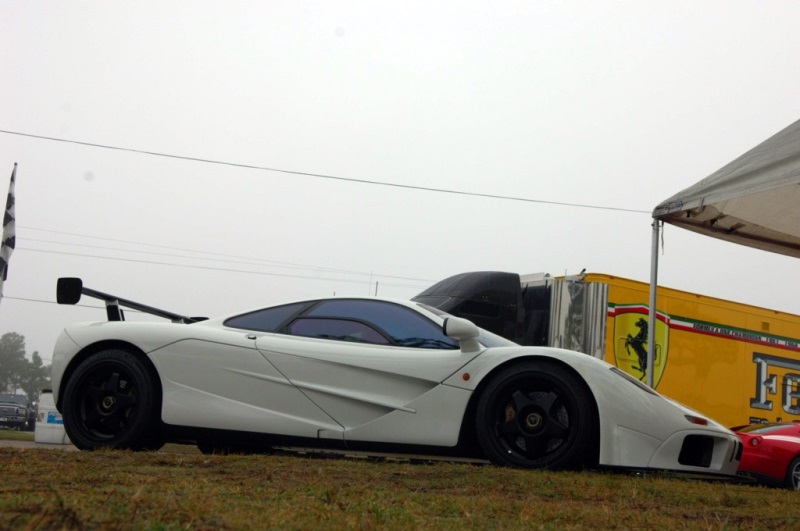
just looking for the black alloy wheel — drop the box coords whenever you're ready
[475,361,597,469]
[62,349,164,451]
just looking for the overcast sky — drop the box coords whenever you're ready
[2,1,800,360]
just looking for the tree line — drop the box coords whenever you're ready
[0,332,51,404]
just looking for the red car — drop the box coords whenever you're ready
[733,423,800,489]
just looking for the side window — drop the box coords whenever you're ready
[225,301,311,332]
[307,300,458,349]
[287,318,391,344]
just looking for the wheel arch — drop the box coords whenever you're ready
[457,355,601,465]
[785,454,800,489]
[56,340,162,414]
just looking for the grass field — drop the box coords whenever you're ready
[1,430,799,530]
[0,429,34,442]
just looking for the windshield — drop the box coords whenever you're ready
[415,302,517,348]
[0,394,28,406]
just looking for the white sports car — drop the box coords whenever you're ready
[51,278,742,474]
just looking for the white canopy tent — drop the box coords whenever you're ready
[646,118,800,387]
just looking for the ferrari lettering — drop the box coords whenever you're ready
[783,374,800,416]
[751,352,800,416]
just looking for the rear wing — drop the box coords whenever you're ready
[56,277,204,324]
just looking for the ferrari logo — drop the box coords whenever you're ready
[611,306,669,387]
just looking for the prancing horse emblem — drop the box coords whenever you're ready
[625,317,650,380]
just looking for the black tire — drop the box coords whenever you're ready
[62,349,164,451]
[475,361,597,469]
[786,457,800,490]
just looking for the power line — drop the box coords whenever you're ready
[0,129,650,214]
[2,296,164,362]
[19,226,435,282]
[17,247,431,290]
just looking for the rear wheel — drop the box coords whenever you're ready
[62,349,164,451]
[475,361,597,469]
[786,457,800,490]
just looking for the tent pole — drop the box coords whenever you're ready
[647,219,660,388]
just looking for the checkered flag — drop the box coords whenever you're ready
[0,164,16,302]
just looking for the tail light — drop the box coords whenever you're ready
[684,414,709,426]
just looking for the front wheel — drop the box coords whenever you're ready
[786,457,800,490]
[62,349,164,451]
[475,361,597,469]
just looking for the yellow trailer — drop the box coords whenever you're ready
[596,273,800,428]
[414,271,800,427]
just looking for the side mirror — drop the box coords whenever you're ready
[443,316,481,353]
[57,277,83,304]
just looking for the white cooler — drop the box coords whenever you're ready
[34,390,71,445]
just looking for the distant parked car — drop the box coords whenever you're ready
[0,393,32,431]
[733,423,800,489]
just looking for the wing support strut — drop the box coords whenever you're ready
[56,277,203,324]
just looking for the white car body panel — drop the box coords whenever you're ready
[53,315,483,445]
[51,295,741,475]
[442,345,739,472]
[256,333,481,437]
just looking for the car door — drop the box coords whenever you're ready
[254,299,481,438]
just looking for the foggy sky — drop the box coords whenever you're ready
[2,1,800,359]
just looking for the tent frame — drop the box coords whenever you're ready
[646,117,800,387]
[646,220,660,388]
